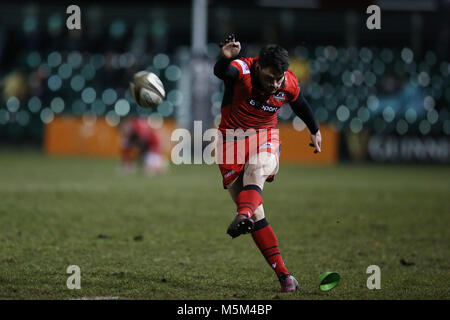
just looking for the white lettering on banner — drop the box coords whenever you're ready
[368,136,449,162]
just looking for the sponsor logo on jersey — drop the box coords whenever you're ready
[224,170,236,178]
[274,91,286,101]
[248,98,280,113]
[235,59,250,74]
[259,142,273,151]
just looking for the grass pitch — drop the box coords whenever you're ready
[0,151,449,300]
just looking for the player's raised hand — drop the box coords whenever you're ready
[309,130,322,154]
[220,34,241,60]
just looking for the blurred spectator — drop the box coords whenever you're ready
[119,116,167,175]
[2,70,29,101]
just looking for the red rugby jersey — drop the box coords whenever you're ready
[130,117,160,153]
[218,56,300,132]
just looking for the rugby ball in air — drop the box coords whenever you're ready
[129,71,165,108]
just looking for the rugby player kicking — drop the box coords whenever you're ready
[214,34,321,292]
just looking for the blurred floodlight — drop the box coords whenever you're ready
[418,71,430,87]
[329,61,341,76]
[28,96,42,113]
[81,65,96,80]
[425,51,437,66]
[380,48,394,64]
[157,101,174,117]
[322,83,334,98]
[48,51,62,68]
[427,109,439,124]
[124,89,134,104]
[90,54,105,70]
[382,106,396,122]
[167,89,183,106]
[82,112,97,126]
[67,51,83,69]
[153,53,170,69]
[351,70,364,86]
[342,70,353,87]
[359,47,373,63]
[419,119,431,135]
[315,107,328,122]
[357,87,370,101]
[72,99,87,114]
[372,59,385,75]
[105,111,120,126]
[136,105,151,116]
[337,105,350,122]
[70,75,86,92]
[401,48,414,64]
[345,95,359,110]
[357,107,370,122]
[424,96,435,110]
[278,104,292,120]
[147,113,164,129]
[102,88,118,105]
[0,109,10,124]
[364,71,377,87]
[38,63,51,78]
[405,108,417,124]
[396,119,408,135]
[444,120,450,135]
[431,75,443,90]
[145,66,160,77]
[292,116,306,131]
[114,99,130,116]
[40,108,54,124]
[325,96,338,111]
[81,87,96,104]
[315,46,325,58]
[350,118,363,133]
[367,95,380,112]
[17,110,30,127]
[324,46,337,61]
[165,65,182,81]
[294,46,309,59]
[51,97,65,113]
[48,75,62,91]
[6,97,20,112]
[91,99,106,115]
[110,20,126,38]
[23,16,37,33]
[58,63,73,79]
[48,13,63,32]
[27,52,41,68]
[338,48,349,63]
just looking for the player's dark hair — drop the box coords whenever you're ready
[258,45,290,74]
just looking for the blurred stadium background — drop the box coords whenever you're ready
[0,0,449,163]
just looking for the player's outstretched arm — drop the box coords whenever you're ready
[290,91,322,153]
[213,34,241,80]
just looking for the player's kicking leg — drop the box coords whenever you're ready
[226,152,298,292]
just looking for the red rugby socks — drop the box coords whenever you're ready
[251,218,290,276]
[235,185,263,218]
